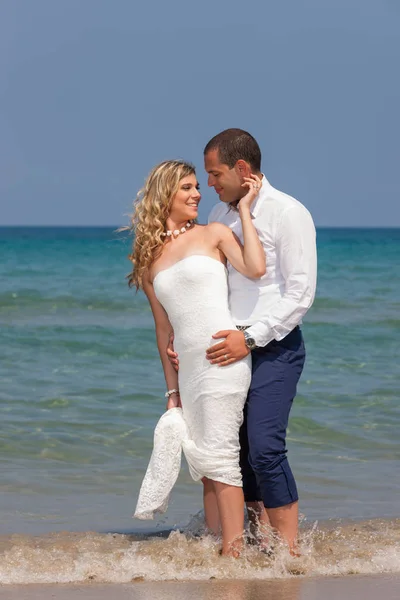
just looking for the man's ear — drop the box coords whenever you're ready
[234,159,251,179]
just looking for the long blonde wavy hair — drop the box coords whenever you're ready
[126,160,196,290]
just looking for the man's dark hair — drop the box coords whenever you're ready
[204,128,262,172]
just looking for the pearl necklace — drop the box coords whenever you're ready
[161,220,194,238]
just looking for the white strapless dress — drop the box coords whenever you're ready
[134,255,251,519]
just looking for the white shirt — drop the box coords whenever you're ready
[208,176,317,347]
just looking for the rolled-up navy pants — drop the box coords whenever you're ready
[239,326,305,509]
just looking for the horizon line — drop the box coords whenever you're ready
[1,225,400,230]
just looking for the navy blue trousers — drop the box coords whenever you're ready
[239,326,306,509]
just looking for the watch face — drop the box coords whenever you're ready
[245,336,256,349]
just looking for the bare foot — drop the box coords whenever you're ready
[219,537,243,558]
[246,533,274,556]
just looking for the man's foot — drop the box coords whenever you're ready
[246,533,274,555]
[218,547,241,558]
[218,536,243,558]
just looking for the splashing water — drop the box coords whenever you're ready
[1,516,399,584]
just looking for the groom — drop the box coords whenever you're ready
[169,129,317,553]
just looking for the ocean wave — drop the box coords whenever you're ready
[0,290,144,313]
[376,318,400,328]
[0,518,399,584]
[312,297,356,310]
[288,416,400,454]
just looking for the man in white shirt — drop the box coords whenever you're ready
[204,129,316,554]
[168,128,316,553]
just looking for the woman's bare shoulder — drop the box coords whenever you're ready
[204,221,231,237]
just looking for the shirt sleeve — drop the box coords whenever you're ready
[245,204,317,347]
[208,204,221,224]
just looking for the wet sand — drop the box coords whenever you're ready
[1,575,400,600]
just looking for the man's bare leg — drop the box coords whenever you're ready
[246,501,271,548]
[202,477,220,535]
[267,500,299,555]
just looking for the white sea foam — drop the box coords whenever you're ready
[1,518,399,585]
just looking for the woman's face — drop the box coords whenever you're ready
[169,174,201,222]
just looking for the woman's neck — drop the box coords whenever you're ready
[165,217,191,232]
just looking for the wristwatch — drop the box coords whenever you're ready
[243,331,257,350]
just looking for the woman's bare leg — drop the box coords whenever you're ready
[213,481,244,556]
[202,477,220,535]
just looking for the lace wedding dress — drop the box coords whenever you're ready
[134,255,251,519]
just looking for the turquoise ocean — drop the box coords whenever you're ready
[1,226,399,583]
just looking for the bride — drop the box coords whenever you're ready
[128,160,265,556]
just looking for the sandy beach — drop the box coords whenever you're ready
[1,575,400,600]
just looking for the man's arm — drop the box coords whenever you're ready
[245,204,317,347]
[207,203,223,225]
[206,203,316,365]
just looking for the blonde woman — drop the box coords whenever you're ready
[131,160,265,556]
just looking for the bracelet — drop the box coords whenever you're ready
[165,389,179,398]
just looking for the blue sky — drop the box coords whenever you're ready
[1,0,399,226]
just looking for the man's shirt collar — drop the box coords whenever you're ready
[226,175,271,218]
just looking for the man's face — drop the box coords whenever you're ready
[204,149,244,204]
